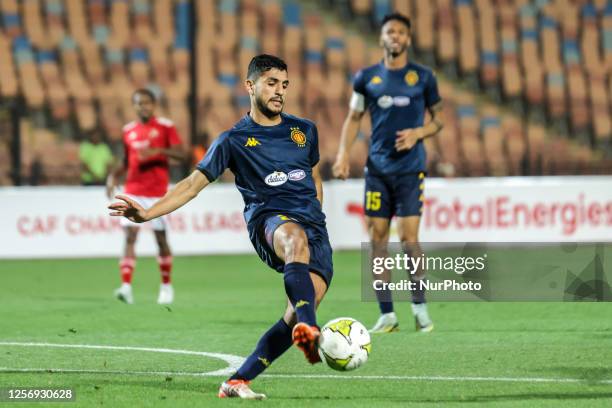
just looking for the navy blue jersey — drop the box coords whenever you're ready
[352,61,441,176]
[196,113,325,228]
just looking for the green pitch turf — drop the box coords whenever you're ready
[0,251,611,407]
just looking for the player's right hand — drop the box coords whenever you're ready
[108,195,148,223]
[332,155,350,180]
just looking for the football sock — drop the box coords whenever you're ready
[378,298,394,314]
[283,262,317,327]
[410,275,426,304]
[230,319,293,381]
[158,255,172,284]
[119,257,135,284]
[401,244,426,304]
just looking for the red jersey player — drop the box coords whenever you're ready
[106,89,185,304]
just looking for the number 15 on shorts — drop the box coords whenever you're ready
[365,191,381,211]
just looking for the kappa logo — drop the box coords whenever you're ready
[295,300,310,308]
[369,75,383,85]
[245,137,261,147]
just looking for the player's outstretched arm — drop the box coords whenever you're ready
[139,145,186,161]
[333,108,365,180]
[108,170,211,223]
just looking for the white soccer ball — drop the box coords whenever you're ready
[318,317,371,371]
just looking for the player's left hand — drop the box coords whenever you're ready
[395,128,422,151]
[108,195,148,223]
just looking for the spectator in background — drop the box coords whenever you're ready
[29,153,46,186]
[80,128,113,186]
[192,131,208,166]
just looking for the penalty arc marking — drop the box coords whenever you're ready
[0,342,245,377]
[1,342,612,385]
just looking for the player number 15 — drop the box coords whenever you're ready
[366,191,381,211]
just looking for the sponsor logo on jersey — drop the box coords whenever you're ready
[369,75,383,85]
[288,169,306,181]
[377,95,393,109]
[393,96,411,106]
[290,127,306,147]
[377,95,411,109]
[265,171,288,186]
[405,70,419,86]
[132,140,150,149]
[245,137,261,147]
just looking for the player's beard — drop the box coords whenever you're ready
[385,42,407,59]
[255,94,283,119]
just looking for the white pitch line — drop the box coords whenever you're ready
[1,368,611,386]
[1,342,611,385]
[0,341,244,377]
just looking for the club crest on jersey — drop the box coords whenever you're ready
[265,171,288,186]
[148,129,159,138]
[405,70,419,86]
[369,75,383,85]
[128,131,137,140]
[290,127,306,147]
[245,137,261,147]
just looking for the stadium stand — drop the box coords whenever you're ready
[0,0,610,185]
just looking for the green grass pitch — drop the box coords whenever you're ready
[1,251,611,407]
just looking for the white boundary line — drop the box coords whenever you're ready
[0,342,244,377]
[1,342,611,385]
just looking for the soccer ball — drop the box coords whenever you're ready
[318,317,371,371]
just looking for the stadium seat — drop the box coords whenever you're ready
[436,0,457,68]
[566,66,589,138]
[590,73,612,148]
[0,32,18,98]
[480,105,507,175]
[456,0,479,77]
[414,0,434,60]
[503,115,526,176]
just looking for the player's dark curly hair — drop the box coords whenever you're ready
[247,54,288,80]
[132,88,156,103]
[381,12,411,30]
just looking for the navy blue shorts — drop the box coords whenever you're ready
[248,214,334,287]
[364,172,425,218]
